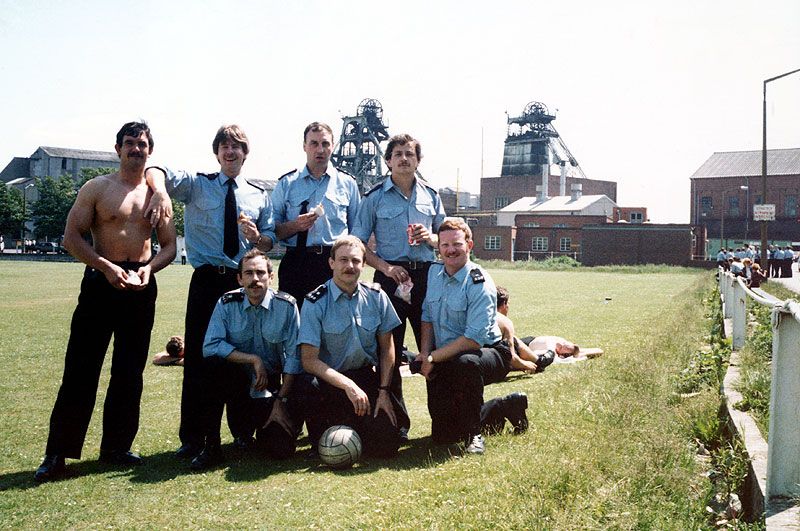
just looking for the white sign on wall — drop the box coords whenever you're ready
[753,204,776,221]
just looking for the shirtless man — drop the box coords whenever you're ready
[34,122,176,483]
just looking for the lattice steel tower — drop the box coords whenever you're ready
[332,98,391,193]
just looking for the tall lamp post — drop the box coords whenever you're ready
[20,182,34,254]
[761,67,800,266]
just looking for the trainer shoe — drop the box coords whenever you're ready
[464,434,485,455]
[535,350,555,372]
[175,442,203,459]
[34,455,66,483]
[501,392,529,434]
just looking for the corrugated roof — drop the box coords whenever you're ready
[501,194,614,213]
[691,148,800,178]
[35,146,119,162]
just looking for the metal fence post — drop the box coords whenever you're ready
[766,301,800,498]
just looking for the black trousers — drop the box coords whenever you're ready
[373,262,431,433]
[277,247,333,310]
[46,264,157,458]
[179,266,246,448]
[426,342,512,444]
[316,366,400,458]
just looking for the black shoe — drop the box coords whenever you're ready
[502,392,529,434]
[34,455,66,483]
[464,434,485,455]
[232,435,255,450]
[536,350,555,372]
[99,450,143,466]
[175,443,203,459]
[190,445,223,471]
[398,427,409,443]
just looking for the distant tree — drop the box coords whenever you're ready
[172,199,185,237]
[31,176,76,241]
[0,182,25,236]
[78,167,116,188]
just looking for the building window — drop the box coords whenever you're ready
[495,197,509,209]
[484,235,501,250]
[728,196,740,217]
[532,237,548,251]
[522,222,539,228]
[61,158,68,170]
[754,195,762,205]
[786,195,798,218]
[630,212,643,223]
[700,196,713,217]
[559,237,572,252]
[552,223,567,228]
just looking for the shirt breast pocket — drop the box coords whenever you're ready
[321,317,351,355]
[445,294,468,330]
[356,314,380,353]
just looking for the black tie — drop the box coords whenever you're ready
[224,179,238,259]
[296,200,309,250]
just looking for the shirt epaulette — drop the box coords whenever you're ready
[417,177,438,194]
[279,169,297,180]
[364,181,384,196]
[222,290,245,304]
[305,284,328,303]
[359,281,381,292]
[469,268,485,284]
[245,179,266,192]
[274,290,296,306]
[199,172,220,180]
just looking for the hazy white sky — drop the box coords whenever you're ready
[1,0,797,222]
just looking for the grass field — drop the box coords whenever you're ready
[0,261,717,529]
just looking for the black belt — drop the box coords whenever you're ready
[387,260,432,271]
[197,264,238,276]
[287,245,332,255]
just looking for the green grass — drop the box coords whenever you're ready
[0,261,719,528]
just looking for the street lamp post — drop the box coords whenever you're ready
[761,67,800,266]
[21,182,34,254]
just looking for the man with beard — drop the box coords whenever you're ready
[416,218,528,455]
[196,250,318,468]
[145,125,276,463]
[35,122,177,482]
[352,133,446,440]
[270,122,360,308]
[300,236,402,458]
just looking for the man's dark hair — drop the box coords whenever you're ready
[496,286,509,308]
[303,122,334,143]
[238,248,272,274]
[116,121,154,154]
[385,133,422,162]
[165,336,184,357]
[213,124,249,155]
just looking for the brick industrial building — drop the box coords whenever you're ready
[690,148,800,254]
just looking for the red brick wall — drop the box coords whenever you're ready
[472,226,515,261]
[613,207,648,223]
[581,224,694,266]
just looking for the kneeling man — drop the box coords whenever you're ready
[417,218,528,454]
[194,249,312,469]
[300,235,402,458]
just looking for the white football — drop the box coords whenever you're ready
[318,425,362,469]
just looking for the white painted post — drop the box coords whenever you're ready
[723,274,734,319]
[732,279,746,349]
[766,301,800,498]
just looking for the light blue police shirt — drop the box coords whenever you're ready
[203,288,302,375]
[163,168,276,268]
[422,261,501,348]
[270,163,360,247]
[298,279,401,372]
[352,176,446,262]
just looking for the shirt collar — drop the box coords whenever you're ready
[300,163,334,181]
[245,289,274,311]
[220,171,243,187]
[329,279,361,301]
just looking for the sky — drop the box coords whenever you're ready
[0,0,798,223]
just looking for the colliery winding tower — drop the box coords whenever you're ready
[502,101,586,197]
[332,98,390,193]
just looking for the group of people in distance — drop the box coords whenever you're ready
[717,244,796,289]
[34,120,593,483]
